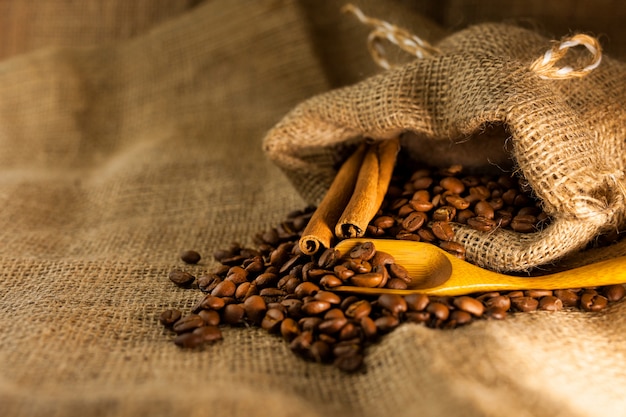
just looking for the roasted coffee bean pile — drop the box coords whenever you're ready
[159,165,625,372]
[365,164,551,260]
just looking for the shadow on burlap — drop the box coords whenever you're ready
[1,1,626,417]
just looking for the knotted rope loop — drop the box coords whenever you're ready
[342,3,440,69]
[530,33,602,80]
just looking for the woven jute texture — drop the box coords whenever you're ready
[264,18,626,272]
[2,1,626,417]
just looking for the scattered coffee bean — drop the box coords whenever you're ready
[159,309,182,327]
[168,269,196,287]
[174,332,204,348]
[192,325,223,343]
[180,250,202,264]
[172,314,204,334]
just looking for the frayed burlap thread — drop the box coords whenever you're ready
[264,22,626,272]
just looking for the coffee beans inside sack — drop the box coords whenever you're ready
[160,9,626,373]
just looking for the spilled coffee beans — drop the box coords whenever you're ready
[159,164,625,372]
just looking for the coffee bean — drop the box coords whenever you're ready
[432,206,456,222]
[385,278,408,290]
[426,302,449,321]
[467,216,497,232]
[373,215,395,229]
[525,289,552,298]
[333,265,355,280]
[180,250,202,264]
[413,176,433,190]
[197,274,222,293]
[244,256,264,274]
[174,332,204,348]
[603,284,626,302]
[445,194,470,210]
[211,280,236,298]
[378,294,407,316]
[349,241,376,261]
[580,293,608,312]
[431,221,455,241]
[417,228,436,242]
[261,308,285,333]
[453,296,484,316]
[318,248,340,269]
[294,282,320,298]
[439,241,466,259]
[193,294,225,312]
[243,295,267,325]
[159,309,182,327]
[338,322,361,341]
[440,177,465,194]
[289,330,314,354]
[350,272,384,288]
[192,325,223,343]
[374,315,400,333]
[388,263,411,283]
[345,260,369,275]
[474,200,495,219]
[269,242,292,267]
[314,291,342,305]
[235,282,251,300]
[223,304,246,325]
[409,199,434,212]
[449,310,472,325]
[319,317,348,334]
[302,300,332,316]
[168,269,196,287]
[485,306,507,320]
[299,317,323,332]
[310,340,333,363]
[172,314,204,334]
[225,266,248,284]
[484,295,511,311]
[279,254,305,275]
[510,214,536,233]
[538,296,563,312]
[345,300,372,319]
[511,296,539,312]
[554,289,579,307]
[456,209,475,224]
[405,311,430,323]
[402,211,427,232]
[405,293,430,311]
[280,318,301,341]
[198,309,220,326]
[320,274,343,288]
[281,299,304,319]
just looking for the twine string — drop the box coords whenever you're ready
[530,33,602,80]
[342,3,440,69]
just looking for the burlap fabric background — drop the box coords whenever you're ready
[2,1,626,416]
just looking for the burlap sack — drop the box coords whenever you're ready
[264,14,626,272]
[3,2,626,417]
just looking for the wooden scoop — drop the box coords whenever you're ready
[332,238,626,296]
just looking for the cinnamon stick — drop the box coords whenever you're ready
[335,138,400,238]
[298,143,367,255]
